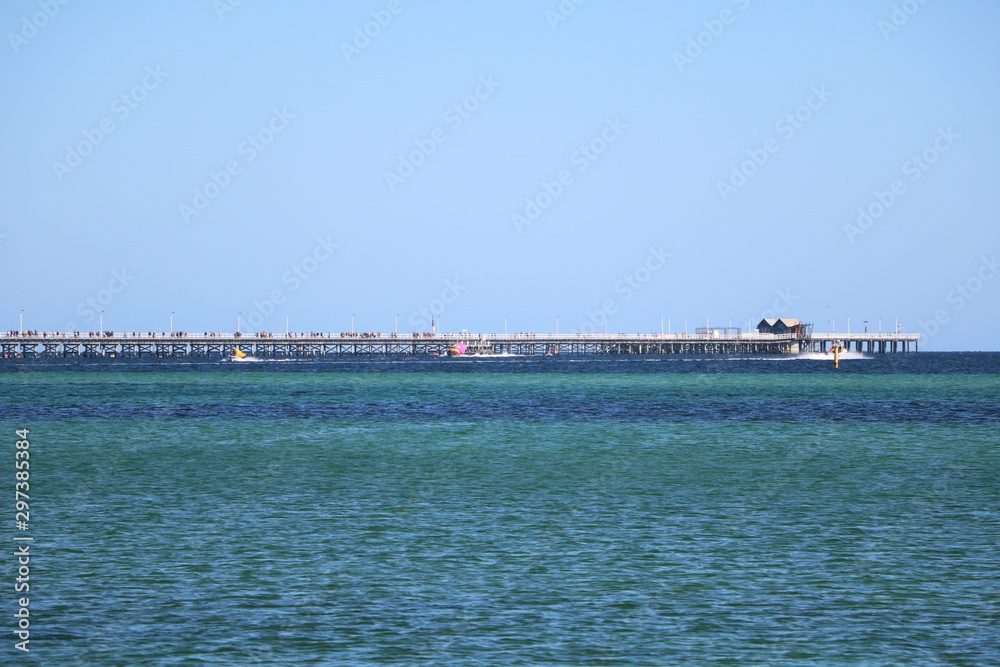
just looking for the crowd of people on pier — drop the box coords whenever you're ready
[340,331,388,338]
[4,330,196,338]
[3,330,547,340]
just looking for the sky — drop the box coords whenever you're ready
[2,0,998,350]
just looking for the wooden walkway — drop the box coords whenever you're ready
[0,331,919,358]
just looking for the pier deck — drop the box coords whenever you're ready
[0,331,919,358]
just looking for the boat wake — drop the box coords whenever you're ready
[795,351,872,361]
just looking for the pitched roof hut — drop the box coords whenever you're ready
[756,318,808,335]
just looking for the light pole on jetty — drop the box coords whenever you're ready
[19,309,23,335]
[170,311,174,335]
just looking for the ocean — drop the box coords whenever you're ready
[2,352,998,665]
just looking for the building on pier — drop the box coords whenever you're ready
[756,318,812,337]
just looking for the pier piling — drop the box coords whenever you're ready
[1,331,919,359]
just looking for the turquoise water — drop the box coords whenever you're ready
[2,356,999,665]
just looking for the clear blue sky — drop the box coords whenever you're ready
[2,1,998,349]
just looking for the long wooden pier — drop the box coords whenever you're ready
[0,331,919,358]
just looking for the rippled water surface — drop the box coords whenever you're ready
[2,354,998,665]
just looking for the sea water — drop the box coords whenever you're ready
[1,353,998,665]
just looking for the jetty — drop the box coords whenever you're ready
[1,330,919,359]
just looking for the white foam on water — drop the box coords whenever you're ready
[795,351,872,361]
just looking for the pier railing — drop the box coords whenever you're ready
[809,332,920,341]
[0,331,807,341]
[0,330,918,356]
